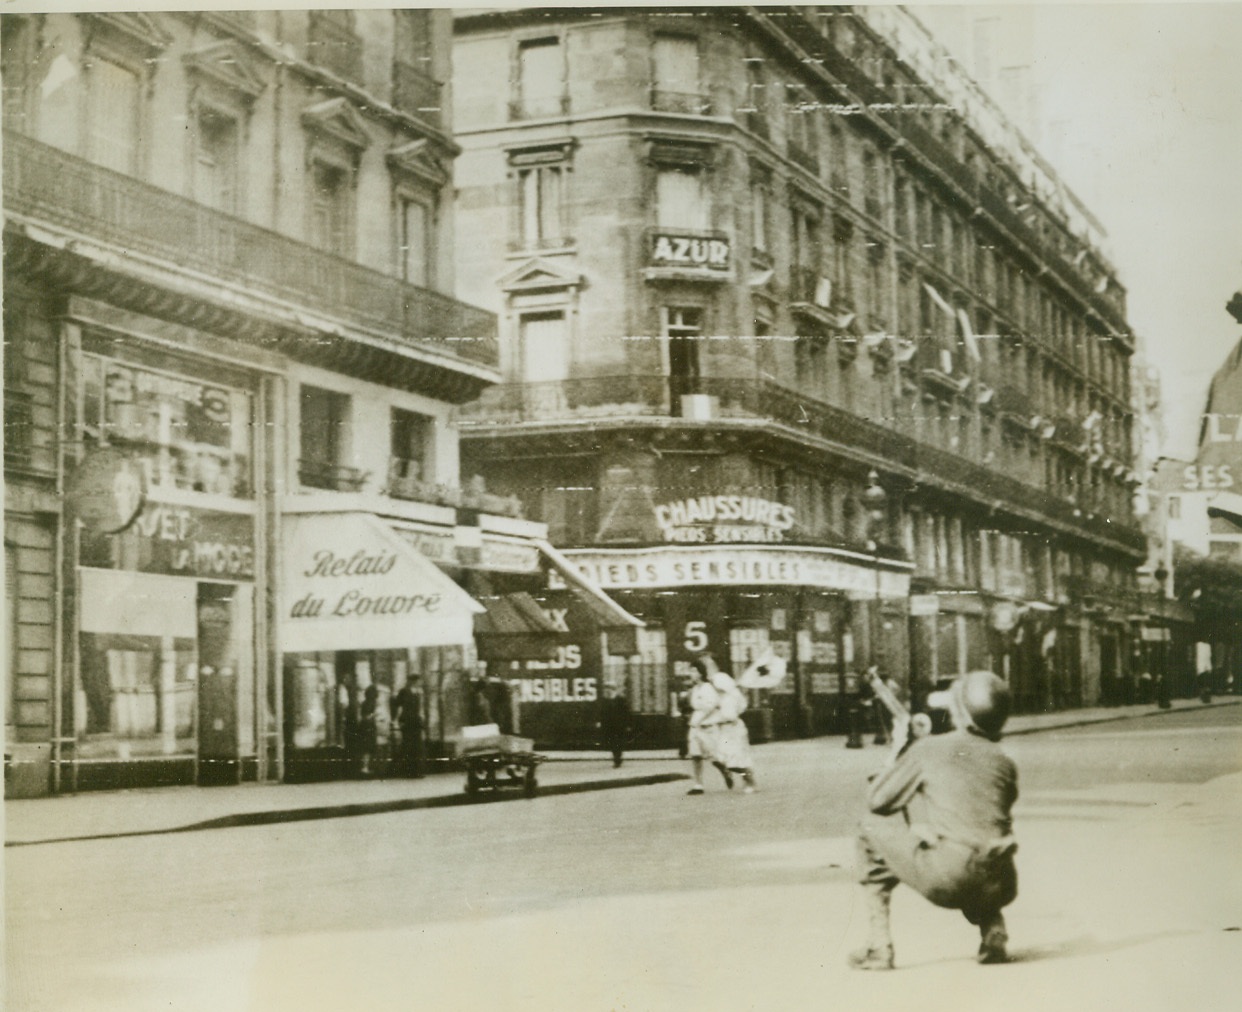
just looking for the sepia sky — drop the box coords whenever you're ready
[913,1,1242,459]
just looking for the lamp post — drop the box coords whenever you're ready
[847,470,888,748]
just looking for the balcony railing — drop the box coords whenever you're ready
[3,389,34,469]
[744,109,770,139]
[459,374,1146,552]
[299,459,369,492]
[392,61,442,128]
[385,459,524,517]
[307,13,363,84]
[651,89,713,115]
[4,134,498,369]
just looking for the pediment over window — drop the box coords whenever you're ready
[387,139,449,187]
[499,257,585,294]
[183,40,266,101]
[302,98,371,155]
[81,12,172,55]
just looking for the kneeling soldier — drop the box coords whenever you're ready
[850,670,1018,970]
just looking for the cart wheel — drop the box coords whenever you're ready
[465,770,481,794]
[523,765,538,798]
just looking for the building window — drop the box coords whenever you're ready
[309,161,351,254]
[742,58,767,137]
[399,195,435,287]
[390,407,433,482]
[656,167,708,230]
[791,203,823,303]
[519,311,570,384]
[308,10,362,83]
[515,37,564,119]
[663,307,703,401]
[652,34,705,113]
[393,8,441,124]
[194,107,239,214]
[82,353,254,497]
[863,147,881,217]
[786,84,818,173]
[519,163,565,248]
[90,58,141,174]
[299,385,352,490]
[750,178,770,256]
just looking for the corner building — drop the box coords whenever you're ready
[2,9,635,795]
[453,6,1147,745]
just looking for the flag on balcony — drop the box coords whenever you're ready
[956,307,982,362]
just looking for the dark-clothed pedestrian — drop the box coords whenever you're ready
[599,685,631,768]
[392,679,425,778]
[849,670,1019,971]
[357,684,379,777]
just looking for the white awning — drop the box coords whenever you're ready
[280,512,483,654]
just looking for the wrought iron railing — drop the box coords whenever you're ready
[392,61,442,127]
[3,133,498,368]
[299,459,369,492]
[459,374,1146,552]
[307,12,363,83]
[651,89,713,115]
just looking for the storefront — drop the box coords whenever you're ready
[68,347,270,790]
[569,543,912,744]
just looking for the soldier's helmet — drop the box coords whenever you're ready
[952,671,1012,739]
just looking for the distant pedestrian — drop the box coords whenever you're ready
[392,679,424,778]
[849,671,1019,970]
[599,683,631,768]
[357,685,379,777]
[675,687,693,758]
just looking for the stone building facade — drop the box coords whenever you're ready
[451,6,1148,744]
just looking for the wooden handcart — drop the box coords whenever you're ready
[456,725,545,799]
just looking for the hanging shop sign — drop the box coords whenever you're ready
[654,495,796,544]
[568,546,910,598]
[648,231,731,271]
[280,512,482,653]
[67,447,148,535]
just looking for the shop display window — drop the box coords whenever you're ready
[82,354,254,498]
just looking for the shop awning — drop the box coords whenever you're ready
[474,591,563,661]
[537,540,644,629]
[280,512,483,653]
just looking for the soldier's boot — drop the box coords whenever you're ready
[848,883,895,970]
[976,911,1009,964]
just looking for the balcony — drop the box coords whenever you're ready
[4,134,498,370]
[744,109,770,140]
[385,458,525,517]
[3,389,33,469]
[651,90,713,116]
[392,61,442,128]
[459,374,1147,553]
[788,142,821,176]
[307,13,363,84]
[299,459,369,493]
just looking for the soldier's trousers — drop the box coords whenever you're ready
[858,812,1017,925]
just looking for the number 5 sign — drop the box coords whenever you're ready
[683,620,709,653]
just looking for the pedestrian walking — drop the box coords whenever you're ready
[849,670,1019,970]
[392,679,425,778]
[675,687,693,758]
[599,683,631,768]
[684,654,734,794]
[357,684,379,777]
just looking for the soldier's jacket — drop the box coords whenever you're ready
[868,728,1017,853]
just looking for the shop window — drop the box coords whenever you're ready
[656,166,708,230]
[82,353,254,497]
[89,58,141,175]
[299,385,352,490]
[514,37,565,119]
[194,107,239,214]
[603,626,669,715]
[652,34,705,113]
[390,407,432,482]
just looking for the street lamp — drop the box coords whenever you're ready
[847,470,888,748]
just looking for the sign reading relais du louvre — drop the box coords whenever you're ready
[656,495,796,544]
[648,231,731,271]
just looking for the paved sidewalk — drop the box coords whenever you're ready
[5,697,1236,847]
